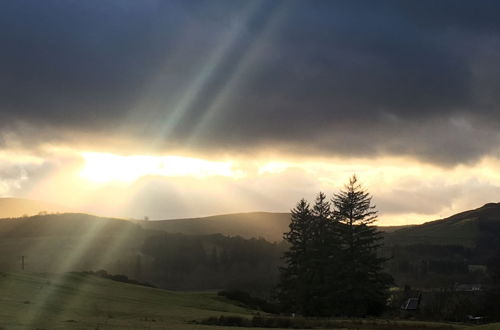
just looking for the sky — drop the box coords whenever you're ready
[2,0,500,224]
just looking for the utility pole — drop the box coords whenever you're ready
[21,256,25,271]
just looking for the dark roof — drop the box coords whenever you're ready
[401,298,419,311]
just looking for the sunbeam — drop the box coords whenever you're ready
[152,1,283,148]
[80,151,244,184]
[187,2,294,144]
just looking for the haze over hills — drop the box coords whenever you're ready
[0,198,72,218]
[0,213,284,291]
[140,213,413,242]
[0,197,406,242]
[0,213,154,275]
[2,197,500,247]
[139,212,291,242]
[0,197,484,243]
[1,202,500,291]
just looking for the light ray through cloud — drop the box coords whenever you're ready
[79,151,245,184]
[186,1,291,143]
[153,1,271,146]
[23,217,112,327]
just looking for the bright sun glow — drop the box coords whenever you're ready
[80,152,244,183]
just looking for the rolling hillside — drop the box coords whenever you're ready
[139,212,292,242]
[383,203,500,288]
[0,272,249,330]
[386,202,500,248]
[0,198,413,242]
[1,272,479,330]
[139,212,411,242]
[0,213,284,292]
[4,201,500,254]
[2,203,500,292]
[0,213,154,275]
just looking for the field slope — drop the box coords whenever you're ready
[1,272,483,330]
[0,272,251,330]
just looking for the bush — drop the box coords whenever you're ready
[197,315,457,329]
[218,290,280,313]
[79,270,157,288]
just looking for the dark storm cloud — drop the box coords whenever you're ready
[1,0,500,164]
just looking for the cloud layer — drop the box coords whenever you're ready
[2,1,500,165]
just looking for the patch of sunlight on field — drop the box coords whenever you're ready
[0,272,251,330]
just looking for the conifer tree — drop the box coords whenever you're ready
[278,198,313,314]
[308,192,334,316]
[331,175,392,316]
[279,193,343,316]
[279,176,391,317]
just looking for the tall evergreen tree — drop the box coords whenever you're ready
[308,192,333,316]
[278,193,343,316]
[278,198,313,314]
[331,175,392,316]
[279,176,391,317]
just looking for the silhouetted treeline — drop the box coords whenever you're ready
[385,244,490,289]
[140,233,286,293]
[79,270,156,288]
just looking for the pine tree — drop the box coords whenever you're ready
[278,176,391,317]
[308,192,334,316]
[278,194,343,316]
[331,175,392,316]
[278,198,313,314]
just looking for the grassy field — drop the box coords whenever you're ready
[0,272,251,330]
[0,272,496,330]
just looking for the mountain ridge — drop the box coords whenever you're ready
[2,197,500,245]
[385,202,500,247]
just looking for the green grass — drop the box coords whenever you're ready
[0,272,491,330]
[0,272,252,330]
[470,323,500,330]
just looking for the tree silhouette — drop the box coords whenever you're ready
[332,175,392,316]
[278,175,392,317]
[278,198,313,314]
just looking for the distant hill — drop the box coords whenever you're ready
[138,212,412,242]
[0,213,284,292]
[385,202,500,248]
[0,198,413,241]
[0,213,153,274]
[2,203,500,291]
[138,212,292,242]
[0,213,136,238]
[384,203,500,288]
[0,197,70,218]
[146,201,499,246]
[2,200,496,246]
